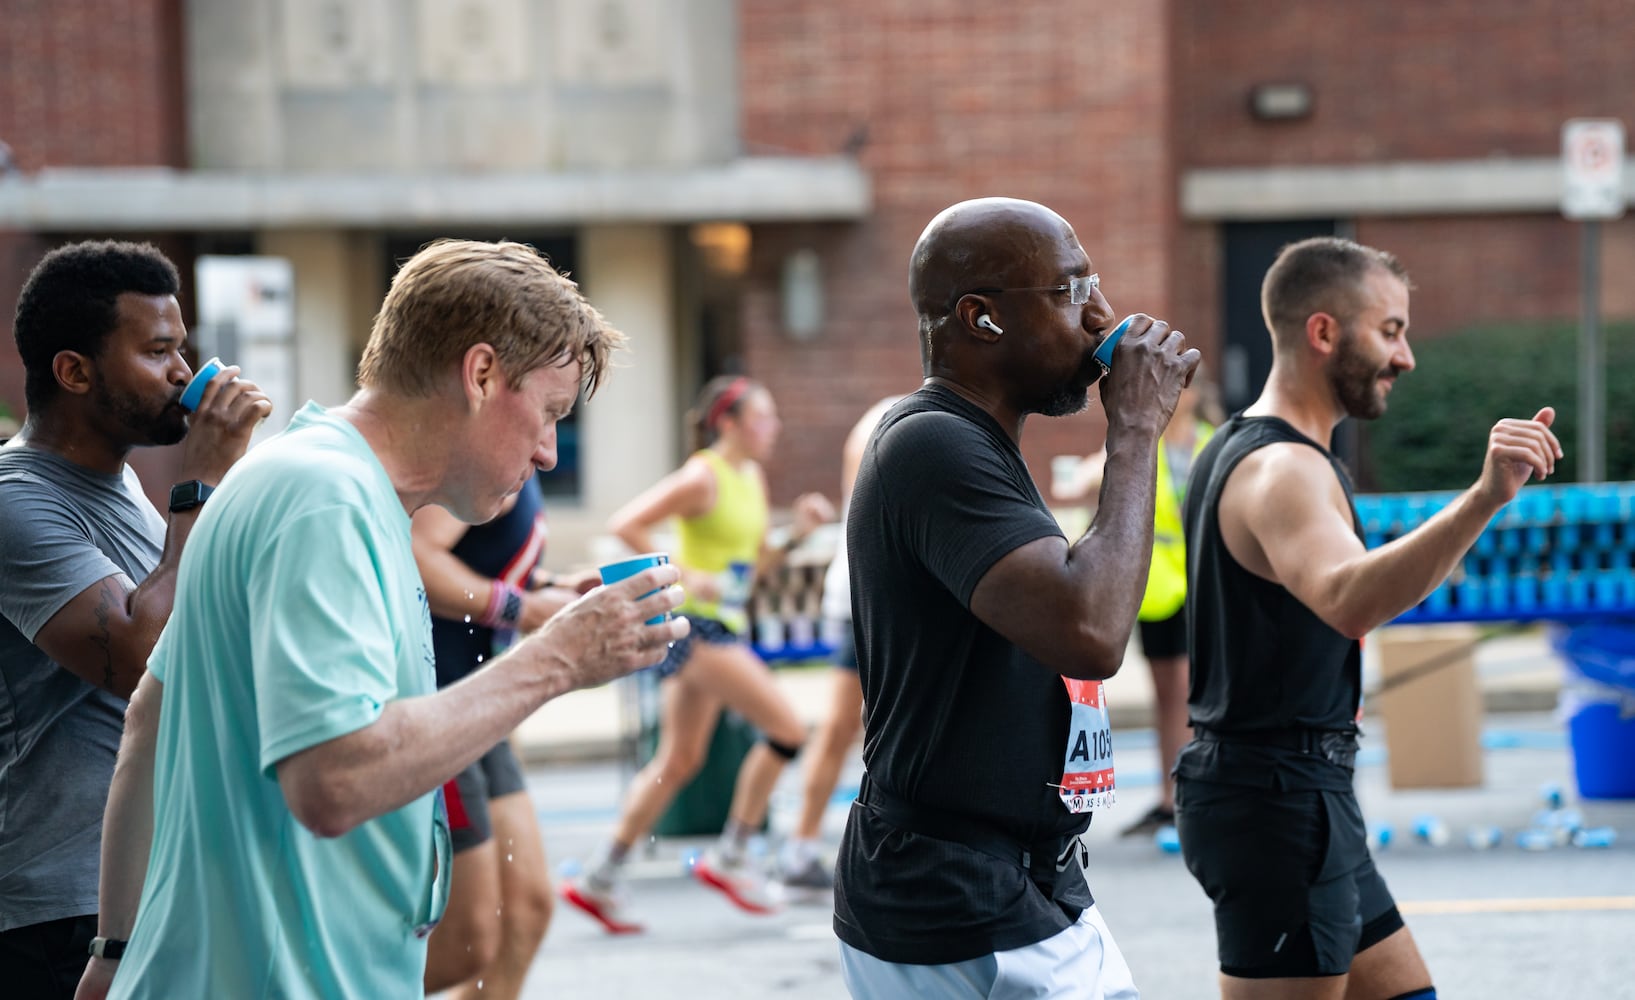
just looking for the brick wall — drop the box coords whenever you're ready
[1174,0,1635,166]
[740,1,1178,503]
[0,0,187,171]
[1165,1,1635,413]
[0,233,51,424]
[0,0,188,441]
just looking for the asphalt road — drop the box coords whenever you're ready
[476,712,1635,999]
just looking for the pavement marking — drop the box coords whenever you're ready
[1400,896,1635,915]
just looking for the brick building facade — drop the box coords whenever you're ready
[738,0,1635,499]
[4,1,1633,526]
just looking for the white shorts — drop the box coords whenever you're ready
[838,904,1139,1000]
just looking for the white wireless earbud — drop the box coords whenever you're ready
[977,315,1004,335]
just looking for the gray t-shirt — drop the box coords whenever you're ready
[0,443,165,931]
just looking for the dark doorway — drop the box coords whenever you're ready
[1220,220,1338,413]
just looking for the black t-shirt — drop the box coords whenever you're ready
[1177,414,1362,793]
[833,386,1095,965]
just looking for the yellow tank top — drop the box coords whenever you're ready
[677,449,768,631]
[1139,420,1214,622]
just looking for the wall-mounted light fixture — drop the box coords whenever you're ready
[781,248,824,341]
[689,222,751,276]
[1248,82,1313,121]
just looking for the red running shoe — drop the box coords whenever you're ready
[560,876,644,935]
[690,848,779,915]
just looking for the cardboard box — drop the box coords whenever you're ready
[1374,624,1485,789]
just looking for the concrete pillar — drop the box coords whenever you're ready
[257,229,373,420]
[550,224,677,567]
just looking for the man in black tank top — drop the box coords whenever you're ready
[835,198,1200,999]
[1176,237,1562,999]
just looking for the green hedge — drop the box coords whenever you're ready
[1361,320,1635,491]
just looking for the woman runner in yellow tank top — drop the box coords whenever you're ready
[561,376,835,932]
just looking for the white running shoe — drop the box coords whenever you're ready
[690,848,779,915]
[560,875,644,935]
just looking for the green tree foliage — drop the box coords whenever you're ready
[1362,320,1635,491]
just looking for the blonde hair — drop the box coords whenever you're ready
[358,239,625,398]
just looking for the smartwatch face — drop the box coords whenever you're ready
[170,481,211,512]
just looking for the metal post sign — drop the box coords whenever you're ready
[1562,119,1626,220]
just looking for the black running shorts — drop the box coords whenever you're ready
[443,740,528,853]
[1175,778,1403,978]
[1137,605,1187,660]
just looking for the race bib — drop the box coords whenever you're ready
[711,561,751,634]
[1056,677,1116,814]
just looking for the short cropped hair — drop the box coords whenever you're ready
[357,239,624,399]
[1261,237,1410,344]
[14,240,181,413]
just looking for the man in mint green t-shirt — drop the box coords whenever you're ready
[81,240,689,1000]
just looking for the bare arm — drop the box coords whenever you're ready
[970,315,1200,679]
[276,566,686,837]
[73,672,164,998]
[970,431,1161,679]
[755,486,836,577]
[607,458,717,594]
[32,373,272,698]
[411,503,580,632]
[409,504,487,622]
[1228,408,1561,639]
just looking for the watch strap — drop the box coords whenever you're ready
[88,936,128,960]
[168,480,215,513]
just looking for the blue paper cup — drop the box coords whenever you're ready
[179,357,225,412]
[598,552,672,625]
[1092,316,1136,375]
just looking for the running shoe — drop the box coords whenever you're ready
[691,848,779,915]
[775,855,834,892]
[560,876,644,935]
[1118,803,1176,838]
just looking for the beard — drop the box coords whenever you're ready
[1039,382,1091,418]
[95,376,188,446]
[1329,329,1394,421]
[1037,352,1102,417]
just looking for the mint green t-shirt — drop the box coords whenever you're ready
[111,403,450,999]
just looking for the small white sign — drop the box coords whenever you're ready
[1562,119,1626,220]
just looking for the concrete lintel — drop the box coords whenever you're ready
[0,157,871,230]
[1181,157,1632,219]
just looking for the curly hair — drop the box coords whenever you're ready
[14,240,180,413]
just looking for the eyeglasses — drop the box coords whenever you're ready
[950,273,1100,311]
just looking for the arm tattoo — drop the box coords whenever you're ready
[91,581,119,691]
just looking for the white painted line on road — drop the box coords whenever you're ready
[1401,896,1635,915]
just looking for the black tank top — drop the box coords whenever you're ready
[1182,414,1363,739]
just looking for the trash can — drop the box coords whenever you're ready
[618,668,761,837]
[1550,623,1635,800]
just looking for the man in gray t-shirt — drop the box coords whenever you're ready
[0,241,269,998]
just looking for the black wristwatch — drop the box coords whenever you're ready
[88,936,127,960]
[168,480,214,514]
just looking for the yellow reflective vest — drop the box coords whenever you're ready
[1139,420,1214,622]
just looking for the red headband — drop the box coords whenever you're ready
[705,378,752,430]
